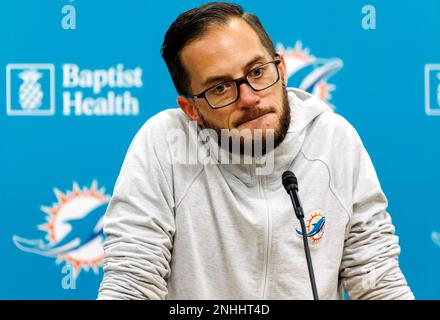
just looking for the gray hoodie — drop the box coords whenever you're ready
[98,88,414,300]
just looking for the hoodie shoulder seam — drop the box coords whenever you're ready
[298,150,352,222]
[175,166,205,210]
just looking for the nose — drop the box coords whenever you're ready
[235,82,260,109]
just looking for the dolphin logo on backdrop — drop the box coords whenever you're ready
[277,41,343,109]
[13,181,110,277]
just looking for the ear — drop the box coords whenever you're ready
[278,53,288,86]
[177,96,203,125]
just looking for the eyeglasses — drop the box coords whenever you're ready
[184,57,282,109]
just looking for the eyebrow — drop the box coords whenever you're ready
[201,55,267,88]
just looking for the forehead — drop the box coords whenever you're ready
[180,18,272,87]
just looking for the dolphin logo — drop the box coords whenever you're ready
[296,216,326,238]
[13,202,106,257]
[286,58,343,94]
[278,41,343,106]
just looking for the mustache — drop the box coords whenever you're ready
[232,107,276,128]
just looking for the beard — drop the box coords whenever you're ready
[197,82,291,157]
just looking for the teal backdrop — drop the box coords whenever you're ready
[0,0,439,299]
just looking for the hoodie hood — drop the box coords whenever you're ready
[197,87,332,187]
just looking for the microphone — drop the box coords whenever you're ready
[282,170,319,300]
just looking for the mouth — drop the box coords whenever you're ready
[235,111,275,128]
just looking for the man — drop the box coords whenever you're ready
[98,2,414,300]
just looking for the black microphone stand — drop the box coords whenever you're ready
[282,171,319,300]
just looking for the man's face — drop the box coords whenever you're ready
[177,18,290,152]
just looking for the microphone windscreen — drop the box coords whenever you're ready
[282,170,298,192]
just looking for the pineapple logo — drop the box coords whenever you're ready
[6,64,55,116]
[18,70,44,110]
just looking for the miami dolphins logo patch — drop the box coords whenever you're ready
[296,211,326,243]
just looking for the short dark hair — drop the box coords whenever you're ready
[161,2,277,96]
